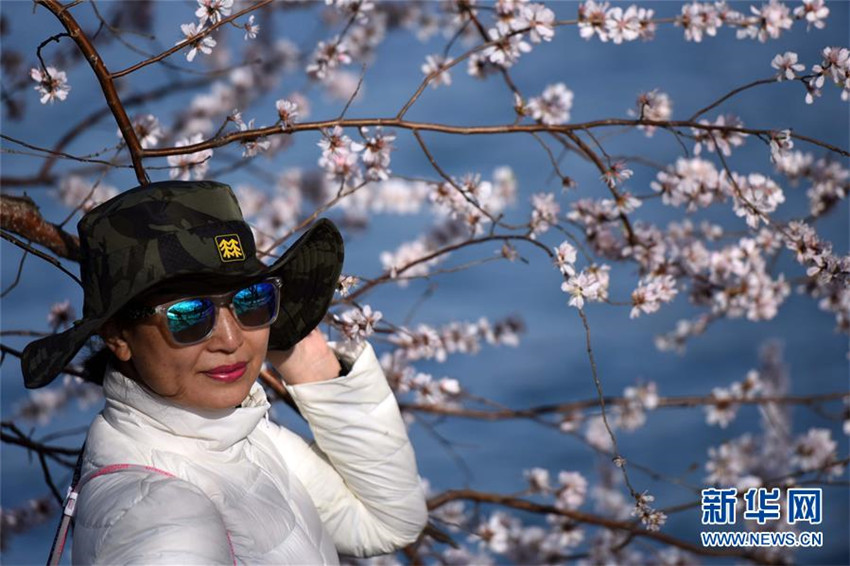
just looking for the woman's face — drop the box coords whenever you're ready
[102,285,270,411]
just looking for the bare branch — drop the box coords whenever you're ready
[35,0,149,184]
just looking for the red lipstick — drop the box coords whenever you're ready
[203,362,247,383]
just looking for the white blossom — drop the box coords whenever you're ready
[421,54,452,88]
[630,274,678,318]
[195,0,233,26]
[30,66,70,104]
[629,89,672,137]
[167,133,213,180]
[792,428,842,475]
[178,22,217,62]
[553,241,577,276]
[793,0,829,30]
[705,387,739,428]
[275,99,299,128]
[482,27,531,68]
[555,471,588,510]
[530,192,560,237]
[518,3,555,43]
[605,5,641,44]
[527,83,573,125]
[523,467,551,493]
[47,300,75,330]
[243,15,259,40]
[771,51,805,81]
[58,176,118,213]
[578,1,611,42]
[339,305,382,341]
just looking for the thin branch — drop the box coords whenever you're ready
[36,0,149,184]
[110,0,273,79]
[689,77,785,122]
[0,230,81,285]
[427,490,765,562]
[138,118,849,158]
[1,244,29,298]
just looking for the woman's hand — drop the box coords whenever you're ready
[266,328,342,385]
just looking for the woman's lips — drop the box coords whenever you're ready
[203,362,247,383]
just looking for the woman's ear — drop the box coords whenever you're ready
[99,320,133,362]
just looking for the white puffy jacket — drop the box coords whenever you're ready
[72,340,428,564]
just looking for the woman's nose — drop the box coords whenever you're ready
[207,305,244,352]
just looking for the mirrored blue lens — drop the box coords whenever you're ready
[233,281,278,327]
[166,299,215,343]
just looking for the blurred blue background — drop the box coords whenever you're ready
[1,1,848,564]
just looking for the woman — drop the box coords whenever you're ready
[21,180,428,564]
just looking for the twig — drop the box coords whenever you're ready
[0,229,81,285]
[110,0,273,79]
[1,244,29,298]
[36,0,149,184]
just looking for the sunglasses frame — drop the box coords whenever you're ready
[123,277,283,347]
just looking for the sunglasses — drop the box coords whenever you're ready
[123,277,282,346]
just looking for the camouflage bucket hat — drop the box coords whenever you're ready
[20,180,344,389]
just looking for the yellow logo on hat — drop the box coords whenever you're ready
[215,234,245,262]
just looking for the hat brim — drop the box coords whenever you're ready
[266,218,344,351]
[21,218,343,389]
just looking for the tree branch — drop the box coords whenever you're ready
[35,0,148,184]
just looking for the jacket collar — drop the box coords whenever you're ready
[101,362,270,452]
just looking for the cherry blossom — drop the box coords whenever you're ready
[339,305,382,341]
[744,0,793,43]
[482,27,531,68]
[527,83,573,125]
[585,414,614,451]
[518,3,556,43]
[630,274,678,319]
[605,5,641,44]
[119,114,163,149]
[578,0,611,42]
[651,157,723,212]
[307,37,352,80]
[600,161,632,188]
[692,114,748,157]
[678,2,723,43]
[553,241,577,276]
[352,127,395,181]
[243,15,259,40]
[792,428,843,475]
[58,176,118,213]
[523,467,551,493]
[629,89,672,137]
[167,133,213,180]
[771,51,805,81]
[380,238,442,286]
[705,386,738,428]
[421,54,452,88]
[195,0,232,26]
[178,22,217,62]
[727,172,786,229]
[793,0,829,31]
[705,434,758,486]
[472,511,517,554]
[47,300,75,330]
[530,192,560,237]
[555,471,588,510]
[275,99,299,128]
[631,491,666,531]
[29,66,70,104]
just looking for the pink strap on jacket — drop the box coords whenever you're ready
[47,464,237,566]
